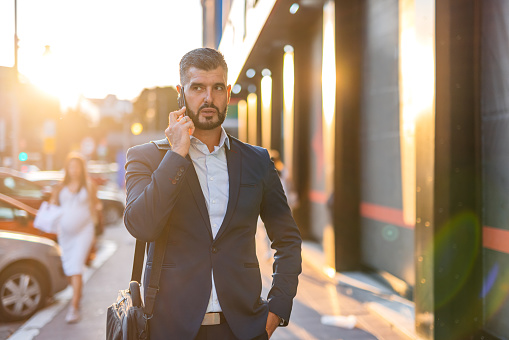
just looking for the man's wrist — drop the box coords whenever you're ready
[277,315,285,326]
[171,147,188,158]
[270,312,285,326]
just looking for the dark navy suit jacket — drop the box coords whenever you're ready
[124,136,302,340]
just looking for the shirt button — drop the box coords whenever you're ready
[210,177,214,181]
[211,247,218,253]
[212,200,216,204]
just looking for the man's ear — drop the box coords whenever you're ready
[176,85,183,95]
[227,84,232,104]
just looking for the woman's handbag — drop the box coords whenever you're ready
[33,201,62,233]
[106,227,169,340]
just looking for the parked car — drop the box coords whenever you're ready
[0,169,125,227]
[23,170,125,226]
[0,168,49,209]
[0,231,68,321]
[0,193,57,241]
[0,192,96,268]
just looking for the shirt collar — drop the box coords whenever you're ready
[220,127,231,150]
[190,126,230,150]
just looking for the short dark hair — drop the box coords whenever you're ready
[179,48,228,85]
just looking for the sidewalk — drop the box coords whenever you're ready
[5,222,416,340]
[9,223,133,340]
[256,226,415,340]
[298,241,418,340]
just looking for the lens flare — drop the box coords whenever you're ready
[483,258,509,322]
[431,212,481,308]
[382,225,399,242]
[481,263,499,298]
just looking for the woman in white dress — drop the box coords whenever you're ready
[50,153,101,323]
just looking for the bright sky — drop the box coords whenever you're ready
[0,0,203,107]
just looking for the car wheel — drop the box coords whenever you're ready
[0,263,47,321]
[103,205,122,225]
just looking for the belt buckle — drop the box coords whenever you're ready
[202,312,221,325]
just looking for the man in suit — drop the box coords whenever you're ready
[124,47,302,340]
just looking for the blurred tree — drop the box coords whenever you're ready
[55,108,93,169]
[132,86,178,132]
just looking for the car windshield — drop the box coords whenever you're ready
[0,176,44,199]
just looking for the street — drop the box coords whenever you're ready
[1,221,411,340]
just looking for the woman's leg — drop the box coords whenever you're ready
[65,274,83,323]
[70,274,83,310]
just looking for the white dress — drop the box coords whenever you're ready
[58,186,95,276]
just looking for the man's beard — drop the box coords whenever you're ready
[187,103,227,130]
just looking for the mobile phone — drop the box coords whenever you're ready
[178,85,186,112]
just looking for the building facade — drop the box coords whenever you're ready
[204,0,509,339]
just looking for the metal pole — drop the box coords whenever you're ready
[14,0,18,72]
[11,0,19,169]
[10,93,19,170]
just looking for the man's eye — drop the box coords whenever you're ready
[193,86,203,91]
[215,86,224,91]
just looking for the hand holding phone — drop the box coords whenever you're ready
[166,109,194,157]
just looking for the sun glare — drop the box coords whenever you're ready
[19,45,81,109]
[1,0,204,109]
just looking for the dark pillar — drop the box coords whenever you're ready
[333,0,365,270]
[415,0,482,338]
[292,34,313,239]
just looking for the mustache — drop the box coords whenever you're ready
[198,103,220,114]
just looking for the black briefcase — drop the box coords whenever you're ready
[106,228,169,340]
[107,281,148,340]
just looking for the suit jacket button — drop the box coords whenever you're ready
[171,179,177,184]
[211,247,218,253]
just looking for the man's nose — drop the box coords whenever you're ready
[204,88,213,103]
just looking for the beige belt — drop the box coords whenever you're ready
[201,312,224,326]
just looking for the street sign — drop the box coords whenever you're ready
[43,120,56,137]
[43,137,56,154]
[81,137,95,156]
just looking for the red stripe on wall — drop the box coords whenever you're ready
[308,190,329,205]
[360,202,414,229]
[483,226,509,254]
[308,191,509,254]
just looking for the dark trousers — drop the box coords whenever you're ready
[194,322,269,340]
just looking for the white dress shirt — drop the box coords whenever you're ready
[188,127,230,313]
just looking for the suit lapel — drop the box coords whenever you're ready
[185,155,213,239]
[215,139,241,242]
